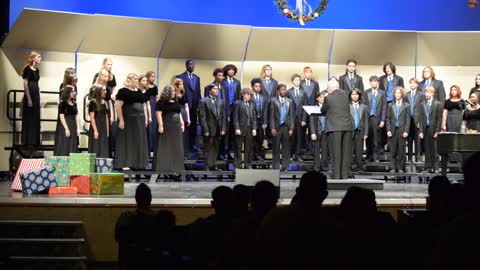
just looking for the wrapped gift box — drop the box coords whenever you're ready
[90,173,124,195]
[45,156,70,186]
[96,158,114,173]
[69,153,96,175]
[48,186,78,195]
[20,166,57,195]
[70,175,91,194]
[11,159,45,191]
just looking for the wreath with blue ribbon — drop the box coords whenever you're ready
[274,0,329,25]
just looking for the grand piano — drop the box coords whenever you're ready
[437,132,480,176]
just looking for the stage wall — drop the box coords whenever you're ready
[0,9,479,171]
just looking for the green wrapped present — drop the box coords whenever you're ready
[69,153,96,175]
[90,173,124,195]
[45,156,70,186]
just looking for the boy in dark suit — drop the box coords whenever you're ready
[419,86,443,173]
[220,64,242,159]
[386,87,411,173]
[176,59,201,155]
[287,74,307,161]
[339,59,364,94]
[204,68,224,98]
[379,62,405,104]
[251,78,269,160]
[301,66,320,105]
[418,66,446,105]
[260,64,278,99]
[309,92,328,171]
[233,88,257,169]
[349,89,369,172]
[270,84,295,171]
[198,84,226,171]
[363,76,387,162]
[404,78,425,163]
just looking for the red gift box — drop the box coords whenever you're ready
[12,159,45,191]
[70,175,91,194]
[48,187,78,195]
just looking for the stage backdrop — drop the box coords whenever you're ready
[9,0,480,31]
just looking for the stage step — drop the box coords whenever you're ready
[0,220,87,270]
[6,256,88,270]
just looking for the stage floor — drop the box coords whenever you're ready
[0,179,429,207]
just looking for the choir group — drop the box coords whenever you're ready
[20,51,480,179]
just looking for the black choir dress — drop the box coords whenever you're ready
[53,101,78,156]
[147,85,158,152]
[92,73,117,153]
[444,99,465,132]
[178,95,189,157]
[153,100,184,173]
[22,66,41,146]
[464,107,480,131]
[114,88,149,169]
[88,100,110,158]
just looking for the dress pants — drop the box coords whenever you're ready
[254,118,265,158]
[424,127,438,170]
[291,118,306,157]
[328,131,352,179]
[366,116,380,161]
[352,129,364,168]
[204,135,221,168]
[390,127,406,171]
[235,132,253,168]
[272,125,290,170]
[407,117,421,162]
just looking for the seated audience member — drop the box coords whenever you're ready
[257,171,347,270]
[115,183,157,270]
[189,186,233,268]
[427,152,480,270]
[232,184,251,218]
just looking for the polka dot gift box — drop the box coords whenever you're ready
[96,158,114,173]
[20,166,57,195]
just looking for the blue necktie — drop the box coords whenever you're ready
[295,90,299,110]
[280,100,286,125]
[245,102,250,128]
[387,79,394,103]
[349,75,354,89]
[266,80,271,94]
[228,79,234,105]
[190,74,194,87]
[371,92,377,116]
[306,82,311,99]
[427,102,431,127]
[410,92,415,116]
[354,104,359,129]
[255,95,261,118]
[212,98,218,116]
[395,103,400,128]
[321,116,326,131]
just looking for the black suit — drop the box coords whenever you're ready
[379,74,405,103]
[321,89,353,179]
[261,78,278,99]
[176,71,201,152]
[386,101,411,171]
[309,104,328,171]
[220,77,241,155]
[301,79,320,105]
[233,100,257,168]
[269,97,295,170]
[404,90,425,162]
[204,82,223,99]
[286,87,307,157]
[198,96,226,168]
[350,103,369,169]
[418,79,446,105]
[419,99,443,171]
[363,88,387,161]
[339,73,364,94]
[252,93,269,158]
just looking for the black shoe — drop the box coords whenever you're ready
[389,169,396,173]
[398,170,404,173]
[297,156,304,162]
[245,166,253,169]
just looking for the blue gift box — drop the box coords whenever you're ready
[96,158,114,173]
[20,166,57,195]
